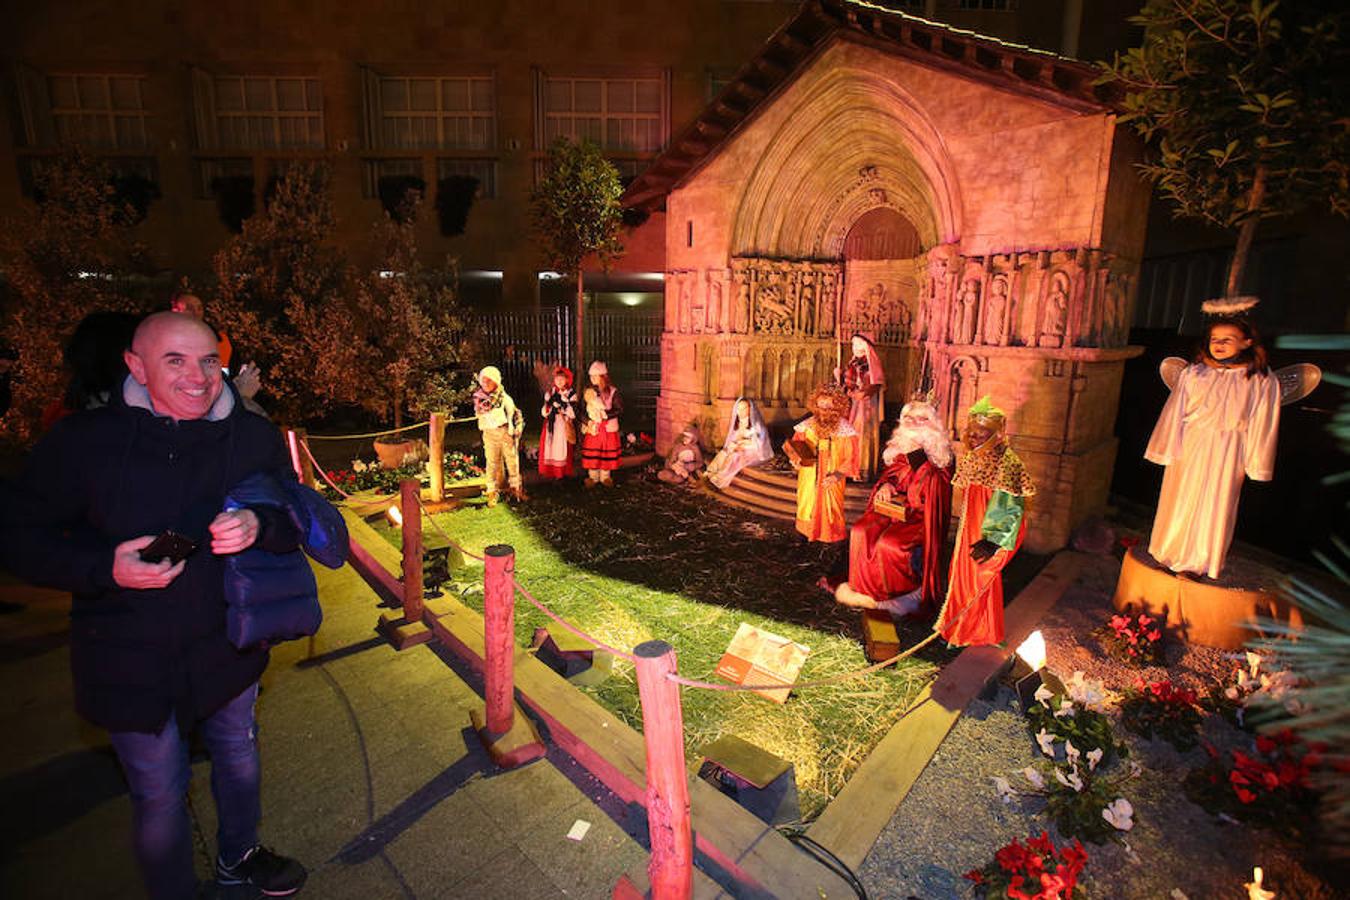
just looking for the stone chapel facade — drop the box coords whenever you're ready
[624,0,1149,552]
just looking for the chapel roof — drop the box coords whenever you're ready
[622,0,1121,211]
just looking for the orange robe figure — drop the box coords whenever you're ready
[791,418,860,543]
[936,399,1036,647]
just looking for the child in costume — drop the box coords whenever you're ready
[1145,310,1280,578]
[539,366,577,480]
[705,397,774,490]
[473,365,526,506]
[580,361,622,487]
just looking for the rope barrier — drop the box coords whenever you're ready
[414,494,486,562]
[513,580,638,664]
[302,416,476,441]
[301,439,355,500]
[668,631,941,692]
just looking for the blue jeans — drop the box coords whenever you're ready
[109,682,262,900]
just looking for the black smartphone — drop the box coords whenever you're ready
[139,531,197,564]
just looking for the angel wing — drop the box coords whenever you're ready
[1159,357,1188,392]
[1274,363,1322,407]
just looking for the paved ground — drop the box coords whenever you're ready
[0,562,647,899]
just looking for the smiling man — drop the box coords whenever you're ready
[0,312,308,899]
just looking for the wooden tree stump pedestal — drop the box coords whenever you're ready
[376,611,433,650]
[1112,546,1303,650]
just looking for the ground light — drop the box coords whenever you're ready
[1011,629,1053,709]
[385,504,402,527]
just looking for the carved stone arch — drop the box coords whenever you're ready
[731,65,963,259]
[794,349,814,402]
[813,348,833,394]
[763,348,780,401]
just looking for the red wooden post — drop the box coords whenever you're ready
[429,412,446,502]
[283,427,306,484]
[633,640,694,900]
[483,544,517,735]
[399,479,424,622]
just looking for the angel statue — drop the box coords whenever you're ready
[1145,299,1321,579]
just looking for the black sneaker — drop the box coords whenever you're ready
[216,845,307,897]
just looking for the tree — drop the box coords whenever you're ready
[211,162,350,423]
[0,150,151,443]
[339,193,474,428]
[1105,0,1350,300]
[529,138,624,368]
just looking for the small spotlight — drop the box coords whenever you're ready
[1016,630,1047,672]
[386,505,403,526]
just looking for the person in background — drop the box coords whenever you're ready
[580,361,622,488]
[474,364,526,506]
[40,310,141,432]
[538,366,577,480]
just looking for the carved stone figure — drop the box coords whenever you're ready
[707,278,723,333]
[983,277,1008,345]
[689,276,705,334]
[734,274,751,334]
[819,272,838,337]
[799,282,815,336]
[1040,272,1069,348]
[954,279,979,345]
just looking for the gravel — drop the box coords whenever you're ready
[857,551,1340,900]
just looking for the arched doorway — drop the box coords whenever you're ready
[839,207,926,400]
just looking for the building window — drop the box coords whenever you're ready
[362,158,425,198]
[212,76,324,149]
[438,158,496,199]
[45,73,149,150]
[376,76,494,150]
[957,0,1013,9]
[197,158,253,199]
[540,75,666,152]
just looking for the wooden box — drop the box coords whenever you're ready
[862,610,900,662]
[872,498,907,520]
[782,437,816,467]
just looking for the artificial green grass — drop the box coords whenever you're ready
[377,473,945,820]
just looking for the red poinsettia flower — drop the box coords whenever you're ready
[1027,832,1055,855]
[963,869,985,884]
[997,841,1031,873]
[1234,786,1257,804]
[1146,629,1162,641]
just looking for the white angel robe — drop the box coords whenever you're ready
[1144,364,1280,578]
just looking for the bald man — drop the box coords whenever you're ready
[0,312,307,898]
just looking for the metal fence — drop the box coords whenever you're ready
[476,307,664,430]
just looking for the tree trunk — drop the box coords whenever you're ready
[393,388,403,429]
[1225,165,1268,300]
[575,272,585,374]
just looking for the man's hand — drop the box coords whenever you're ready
[875,484,895,503]
[970,539,1000,563]
[113,536,186,589]
[210,509,260,555]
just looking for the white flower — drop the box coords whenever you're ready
[352,459,368,472]
[991,776,1017,804]
[1035,728,1056,757]
[1246,651,1263,680]
[1033,683,1054,707]
[1054,766,1085,793]
[1022,766,1045,789]
[1054,698,1077,718]
[1225,685,1240,700]
[1064,740,1081,764]
[1087,748,1104,771]
[1171,890,1191,900]
[1065,670,1109,712]
[1102,797,1134,831]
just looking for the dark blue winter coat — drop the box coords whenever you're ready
[222,471,347,649]
[0,379,302,733]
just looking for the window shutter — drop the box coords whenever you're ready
[13,63,55,147]
[359,65,382,150]
[189,65,217,149]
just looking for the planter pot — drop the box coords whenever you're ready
[374,438,428,469]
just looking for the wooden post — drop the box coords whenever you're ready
[284,427,312,485]
[633,640,694,900]
[400,478,424,622]
[483,544,516,735]
[428,412,446,502]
